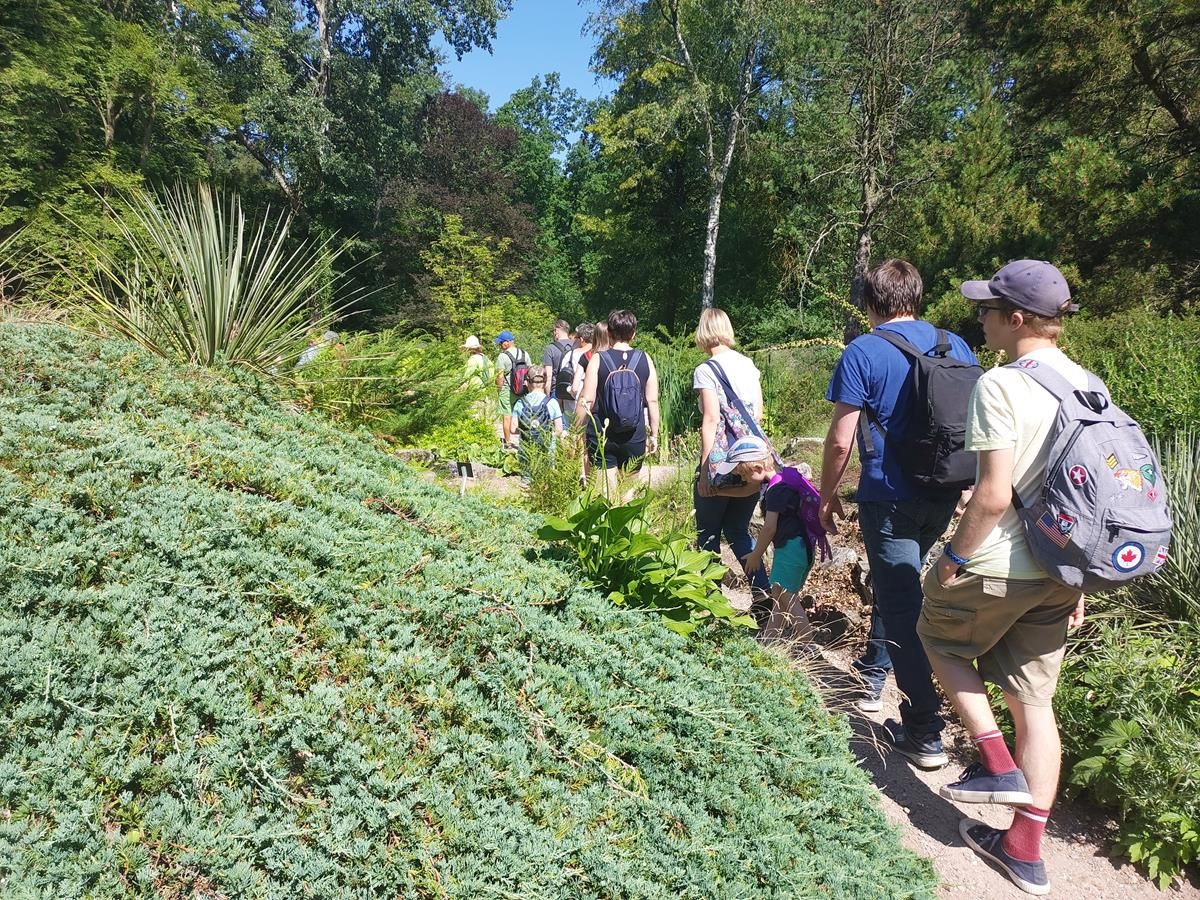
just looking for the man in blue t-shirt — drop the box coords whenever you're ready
[819,258,978,771]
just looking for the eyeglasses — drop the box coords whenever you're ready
[976,303,1006,321]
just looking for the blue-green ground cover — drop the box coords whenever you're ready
[0,324,935,898]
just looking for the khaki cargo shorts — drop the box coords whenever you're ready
[918,569,1082,707]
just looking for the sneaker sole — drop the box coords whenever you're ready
[959,818,1051,896]
[895,748,948,769]
[941,785,1034,805]
[856,699,884,713]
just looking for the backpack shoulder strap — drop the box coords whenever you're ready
[1005,359,1109,413]
[870,327,924,358]
[704,359,779,464]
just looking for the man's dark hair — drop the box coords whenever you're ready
[864,259,923,319]
[607,309,637,342]
[576,322,595,343]
[554,318,571,334]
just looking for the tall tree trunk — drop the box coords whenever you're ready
[846,225,872,343]
[700,150,734,310]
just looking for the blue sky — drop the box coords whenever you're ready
[437,0,614,110]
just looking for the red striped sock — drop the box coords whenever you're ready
[1003,805,1051,862]
[973,730,1017,775]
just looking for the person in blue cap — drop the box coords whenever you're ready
[494,330,529,450]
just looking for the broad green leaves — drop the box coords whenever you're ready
[537,492,753,636]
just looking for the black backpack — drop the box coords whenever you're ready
[860,328,983,492]
[554,344,578,397]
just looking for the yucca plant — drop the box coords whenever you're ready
[67,183,362,370]
[1119,431,1200,624]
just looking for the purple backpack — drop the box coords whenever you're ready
[768,467,832,563]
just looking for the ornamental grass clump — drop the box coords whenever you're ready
[0,323,936,898]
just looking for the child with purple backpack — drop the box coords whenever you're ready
[711,435,831,645]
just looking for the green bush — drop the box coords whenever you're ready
[0,323,936,898]
[291,328,482,443]
[1056,433,1200,888]
[1060,314,1200,437]
[758,343,842,439]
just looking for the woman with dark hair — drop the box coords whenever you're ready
[575,309,660,497]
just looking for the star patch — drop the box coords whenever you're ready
[1068,465,1089,486]
[1112,542,1145,573]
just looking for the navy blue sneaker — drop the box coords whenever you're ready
[883,718,948,769]
[941,760,1034,805]
[960,818,1050,895]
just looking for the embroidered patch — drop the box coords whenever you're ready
[1037,513,1072,548]
[1055,512,1076,534]
[1068,465,1089,486]
[1016,359,1040,369]
[1153,546,1169,567]
[1112,542,1145,573]
[1105,453,1119,470]
[1114,468,1144,492]
[1147,487,1160,502]
[1140,464,1157,485]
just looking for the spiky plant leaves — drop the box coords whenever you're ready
[65,183,365,371]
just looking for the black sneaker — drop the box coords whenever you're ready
[883,718,948,769]
[941,760,1034,805]
[960,818,1050,895]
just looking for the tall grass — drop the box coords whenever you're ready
[1114,431,1200,623]
[66,183,363,371]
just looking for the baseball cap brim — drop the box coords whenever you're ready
[960,280,1002,301]
[711,459,740,476]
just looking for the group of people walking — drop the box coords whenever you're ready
[462,255,1169,896]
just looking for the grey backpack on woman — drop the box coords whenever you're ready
[1008,361,1172,591]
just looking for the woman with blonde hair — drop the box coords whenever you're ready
[692,308,772,621]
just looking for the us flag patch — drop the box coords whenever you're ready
[1036,513,1072,548]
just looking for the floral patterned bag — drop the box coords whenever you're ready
[704,360,779,489]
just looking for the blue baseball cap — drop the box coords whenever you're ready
[494,330,514,343]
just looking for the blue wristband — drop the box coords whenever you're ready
[944,546,970,566]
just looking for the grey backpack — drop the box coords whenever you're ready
[1008,360,1172,592]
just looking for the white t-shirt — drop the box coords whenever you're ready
[693,348,761,418]
[966,346,1090,579]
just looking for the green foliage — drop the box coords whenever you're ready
[538,492,754,637]
[520,439,586,517]
[1059,315,1200,438]
[757,343,842,439]
[419,214,551,344]
[1055,433,1200,888]
[67,183,356,371]
[291,328,481,444]
[638,329,707,441]
[0,323,936,897]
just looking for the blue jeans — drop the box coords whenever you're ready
[854,608,892,696]
[694,482,771,618]
[857,497,957,737]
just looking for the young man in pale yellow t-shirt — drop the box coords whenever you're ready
[918,260,1086,896]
